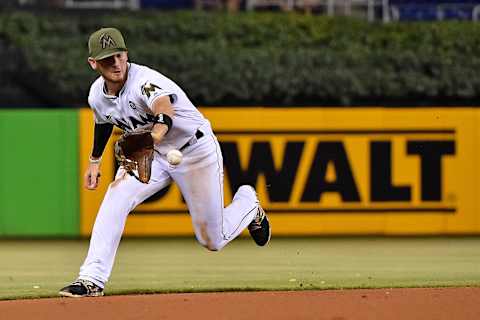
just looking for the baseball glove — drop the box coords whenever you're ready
[114,130,154,183]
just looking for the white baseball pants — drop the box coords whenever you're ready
[78,124,259,288]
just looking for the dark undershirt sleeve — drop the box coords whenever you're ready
[91,123,114,158]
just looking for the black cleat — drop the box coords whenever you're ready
[248,205,271,246]
[59,279,104,298]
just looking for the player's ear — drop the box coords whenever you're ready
[87,57,97,70]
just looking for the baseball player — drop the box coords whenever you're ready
[59,27,270,298]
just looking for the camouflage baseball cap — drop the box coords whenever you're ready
[88,27,127,60]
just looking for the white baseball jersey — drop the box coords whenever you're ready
[88,62,208,154]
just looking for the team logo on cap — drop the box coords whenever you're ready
[100,33,116,49]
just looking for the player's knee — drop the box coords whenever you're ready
[195,221,225,251]
[205,241,224,251]
[197,235,224,251]
[202,244,217,251]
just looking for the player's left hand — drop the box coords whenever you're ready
[114,130,154,183]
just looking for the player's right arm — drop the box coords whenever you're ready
[85,122,114,190]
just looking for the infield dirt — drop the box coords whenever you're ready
[1,287,479,320]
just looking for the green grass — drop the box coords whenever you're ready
[1,237,480,300]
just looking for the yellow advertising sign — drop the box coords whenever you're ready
[79,107,480,236]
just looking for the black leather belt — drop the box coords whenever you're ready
[179,129,204,151]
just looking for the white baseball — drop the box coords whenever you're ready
[167,149,183,165]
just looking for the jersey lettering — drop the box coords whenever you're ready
[107,112,162,131]
[129,116,146,130]
[110,117,130,131]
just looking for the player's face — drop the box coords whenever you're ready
[94,52,128,83]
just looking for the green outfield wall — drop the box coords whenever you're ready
[2,107,480,237]
[0,110,79,236]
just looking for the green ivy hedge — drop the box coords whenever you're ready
[1,11,480,107]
